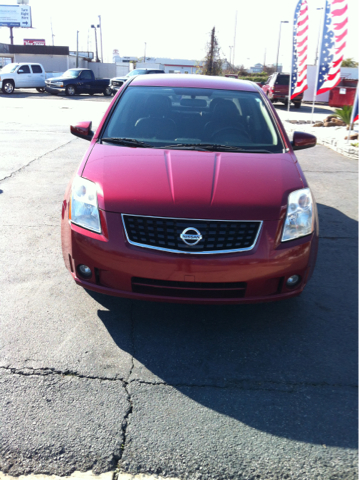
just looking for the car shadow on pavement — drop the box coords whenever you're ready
[88,204,358,449]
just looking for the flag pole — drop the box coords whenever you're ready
[287,4,295,116]
[311,0,327,124]
[347,84,359,144]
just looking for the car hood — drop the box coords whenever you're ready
[82,144,303,221]
[46,75,74,83]
[111,76,129,82]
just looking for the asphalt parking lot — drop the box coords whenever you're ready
[0,90,358,480]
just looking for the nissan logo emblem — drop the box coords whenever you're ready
[180,227,203,246]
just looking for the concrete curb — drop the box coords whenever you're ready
[0,472,181,480]
[283,121,359,160]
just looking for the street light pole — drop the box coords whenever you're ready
[229,46,233,69]
[91,25,100,62]
[144,42,147,63]
[276,20,289,72]
[98,15,103,63]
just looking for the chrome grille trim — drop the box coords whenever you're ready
[121,214,263,255]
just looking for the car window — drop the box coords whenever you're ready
[102,86,283,153]
[18,65,30,74]
[276,75,290,86]
[1,64,18,73]
[31,65,43,74]
[81,71,93,80]
[62,69,81,78]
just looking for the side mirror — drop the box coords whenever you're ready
[291,131,317,151]
[70,121,94,141]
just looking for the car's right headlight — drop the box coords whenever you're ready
[69,176,101,233]
[282,188,314,242]
[53,82,64,87]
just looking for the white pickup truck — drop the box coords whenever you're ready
[0,62,60,94]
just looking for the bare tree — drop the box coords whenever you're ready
[202,27,223,76]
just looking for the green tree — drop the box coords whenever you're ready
[202,27,223,76]
[341,58,358,68]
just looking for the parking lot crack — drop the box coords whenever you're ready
[0,365,125,383]
[0,139,75,183]
[114,302,135,477]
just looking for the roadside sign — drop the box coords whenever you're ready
[24,39,45,45]
[0,4,32,27]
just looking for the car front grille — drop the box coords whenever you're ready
[132,277,247,299]
[122,215,262,254]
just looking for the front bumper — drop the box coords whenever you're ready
[110,84,123,93]
[45,84,66,94]
[61,205,319,304]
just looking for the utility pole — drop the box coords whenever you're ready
[276,20,289,72]
[232,11,237,67]
[91,25,100,62]
[144,42,147,63]
[229,46,233,70]
[51,19,55,46]
[98,15,103,63]
[76,31,79,67]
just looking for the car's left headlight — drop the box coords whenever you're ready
[69,176,101,233]
[282,188,314,242]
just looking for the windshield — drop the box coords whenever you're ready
[62,69,81,78]
[1,64,19,73]
[102,86,283,153]
[127,69,147,77]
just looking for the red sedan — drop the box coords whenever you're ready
[61,74,318,304]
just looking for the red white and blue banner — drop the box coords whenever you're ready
[290,0,309,99]
[316,0,348,96]
[350,86,358,124]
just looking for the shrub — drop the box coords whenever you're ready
[334,105,353,126]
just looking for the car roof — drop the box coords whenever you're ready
[130,74,259,92]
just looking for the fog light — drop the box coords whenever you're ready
[286,275,300,287]
[77,264,92,279]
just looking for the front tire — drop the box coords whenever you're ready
[36,87,45,93]
[2,80,14,94]
[66,85,76,96]
[103,86,112,96]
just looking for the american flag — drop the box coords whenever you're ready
[316,0,348,96]
[290,0,309,100]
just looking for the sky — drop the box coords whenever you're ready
[0,0,358,70]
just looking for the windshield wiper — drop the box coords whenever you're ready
[159,143,272,153]
[100,137,154,148]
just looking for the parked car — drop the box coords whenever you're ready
[110,68,165,93]
[261,72,303,109]
[61,74,318,304]
[45,68,112,96]
[0,62,49,94]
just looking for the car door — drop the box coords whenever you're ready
[16,65,32,87]
[78,70,94,94]
[30,64,45,87]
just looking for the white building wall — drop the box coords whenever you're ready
[88,62,116,79]
[13,53,68,73]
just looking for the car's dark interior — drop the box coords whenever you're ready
[103,86,281,151]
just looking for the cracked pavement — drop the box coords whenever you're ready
[0,93,357,479]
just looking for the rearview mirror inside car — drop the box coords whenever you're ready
[70,121,94,141]
[291,131,317,151]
